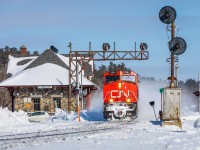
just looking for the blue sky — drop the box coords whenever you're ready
[0,0,200,81]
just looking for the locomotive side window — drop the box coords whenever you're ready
[105,75,120,83]
[121,75,136,83]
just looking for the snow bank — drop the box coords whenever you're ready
[45,109,91,123]
[45,109,84,123]
[180,112,200,130]
[0,107,30,126]
[45,107,105,123]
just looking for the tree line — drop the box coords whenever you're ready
[0,46,39,62]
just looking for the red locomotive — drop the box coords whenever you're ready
[103,70,139,119]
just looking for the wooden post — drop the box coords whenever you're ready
[68,42,72,113]
[8,88,15,112]
[170,22,175,88]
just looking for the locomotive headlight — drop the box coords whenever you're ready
[118,83,122,88]
[108,98,114,103]
[126,98,131,103]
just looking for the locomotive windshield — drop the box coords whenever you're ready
[105,75,120,83]
[121,75,136,83]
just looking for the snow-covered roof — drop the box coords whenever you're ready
[7,55,37,76]
[0,63,96,87]
[0,49,99,89]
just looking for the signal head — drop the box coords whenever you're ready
[159,6,176,24]
[102,43,110,51]
[169,37,187,55]
[140,43,148,51]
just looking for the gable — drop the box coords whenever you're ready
[25,49,69,70]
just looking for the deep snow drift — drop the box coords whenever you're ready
[45,108,105,123]
[0,107,30,126]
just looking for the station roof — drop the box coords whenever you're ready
[0,49,99,90]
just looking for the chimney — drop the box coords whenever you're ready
[20,45,27,57]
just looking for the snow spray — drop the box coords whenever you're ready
[139,79,198,121]
[138,79,168,121]
[181,87,199,114]
[90,90,104,112]
[88,79,198,121]
[87,90,105,121]
[89,80,169,121]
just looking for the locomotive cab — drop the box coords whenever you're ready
[103,70,139,120]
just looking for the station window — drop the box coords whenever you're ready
[54,97,61,108]
[32,98,40,111]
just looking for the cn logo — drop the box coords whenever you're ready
[110,90,130,98]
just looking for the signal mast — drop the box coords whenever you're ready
[159,6,187,128]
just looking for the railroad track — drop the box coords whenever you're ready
[0,126,115,142]
[0,119,136,142]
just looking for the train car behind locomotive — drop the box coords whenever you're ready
[103,70,139,119]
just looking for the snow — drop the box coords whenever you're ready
[0,107,30,126]
[1,53,99,89]
[44,108,87,123]
[0,107,200,150]
[138,80,168,120]
[45,107,105,123]
[56,53,94,72]
[0,63,97,87]
[1,80,200,150]
[7,55,37,76]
